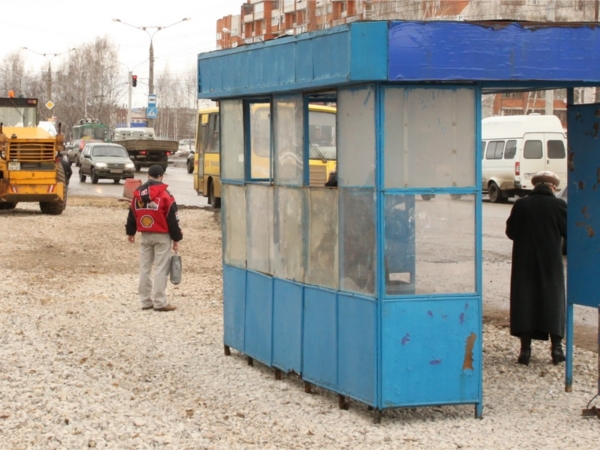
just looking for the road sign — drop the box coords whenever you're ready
[148,94,157,107]
[45,101,54,110]
[146,107,157,119]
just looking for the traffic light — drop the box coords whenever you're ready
[132,75,137,87]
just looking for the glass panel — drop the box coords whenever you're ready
[548,140,566,159]
[250,102,272,180]
[384,87,476,188]
[274,96,303,186]
[308,189,339,290]
[384,194,416,295]
[221,100,244,181]
[504,140,517,159]
[524,140,542,159]
[273,187,305,281]
[223,184,247,268]
[308,103,338,187]
[340,188,376,296]
[413,194,475,294]
[246,184,273,274]
[338,86,375,187]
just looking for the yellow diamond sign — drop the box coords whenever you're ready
[45,101,54,110]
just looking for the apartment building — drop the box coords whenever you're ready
[216,1,599,123]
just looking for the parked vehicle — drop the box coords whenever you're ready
[482,114,567,203]
[78,143,135,184]
[112,127,177,172]
[178,138,195,153]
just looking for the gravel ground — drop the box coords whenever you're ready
[0,198,598,449]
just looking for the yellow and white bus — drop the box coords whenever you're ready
[193,104,337,208]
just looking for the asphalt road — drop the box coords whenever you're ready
[67,157,208,208]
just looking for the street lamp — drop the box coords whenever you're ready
[21,47,75,103]
[112,17,190,128]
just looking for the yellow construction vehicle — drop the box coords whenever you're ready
[0,94,67,214]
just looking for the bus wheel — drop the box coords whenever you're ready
[209,182,221,208]
[488,182,503,203]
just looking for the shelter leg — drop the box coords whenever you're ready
[247,356,253,366]
[275,368,282,380]
[373,409,382,424]
[338,394,349,410]
[475,403,483,419]
[304,381,312,394]
[566,302,574,392]
[224,345,231,356]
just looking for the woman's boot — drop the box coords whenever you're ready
[551,334,565,365]
[518,334,532,366]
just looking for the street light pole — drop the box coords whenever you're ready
[21,47,75,103]
[112,18,190,129]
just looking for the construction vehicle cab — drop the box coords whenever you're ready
[0,95,67,214]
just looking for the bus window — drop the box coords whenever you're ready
[250,102,272,180]
[308,103,337,186]
[206,113,220,153]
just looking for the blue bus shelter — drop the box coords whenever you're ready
[198,20,600,422]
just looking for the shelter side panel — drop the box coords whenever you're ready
[223,265,246,351]
[381,298,481,407]
[303,287,338,390]
[566,104,600,308]
[273,279,303,374]
[244,271,274,366]
[338,294,377,405]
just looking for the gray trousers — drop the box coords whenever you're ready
[139,232,172,309]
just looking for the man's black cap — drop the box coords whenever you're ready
[148,165,164,178]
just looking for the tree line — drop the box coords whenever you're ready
[0,36,199,142]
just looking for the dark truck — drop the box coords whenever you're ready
[111,127,178,172]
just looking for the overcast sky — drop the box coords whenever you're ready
[0,0,242,105]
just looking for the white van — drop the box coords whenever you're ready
[482,114,567,203]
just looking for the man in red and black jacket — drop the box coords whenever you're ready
[126,165,183,312]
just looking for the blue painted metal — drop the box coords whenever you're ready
[272,279,303,374]
[223,265,246,351]
[381,298,481,406]
[338,294,377,405]
[303,287,338,390]
[566,103,600,308]
[244,271,273,366]
[388,21,600,82]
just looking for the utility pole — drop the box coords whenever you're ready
[113,18,190,129]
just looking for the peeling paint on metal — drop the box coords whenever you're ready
[462,332,477,371]
[578,181,585,190]
[427,310,434,318]
[593,122,600,138]
[401,333,410,345]
[459,312,465,324]
[587,226,595,238]
[568,152,575,172]
[430,359,442,365]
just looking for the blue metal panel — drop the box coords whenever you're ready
[389,21,600,82]
[350,21,388,81]
[245,271,273,365]
[223,265,246,351]
[381,298,481,407]
[303,287,338,389]
[338,294,377,405]
[566,104,600,308]
[272,279,303,373]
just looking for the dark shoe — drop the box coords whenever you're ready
[141,306,154,310]
[517,348,531,366]
[551,335,566,365]
[154,304,177,312]
[551,346,565,365]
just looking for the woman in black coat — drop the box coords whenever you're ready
[505,171,567,366]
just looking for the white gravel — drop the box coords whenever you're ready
[0,198,598,449]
